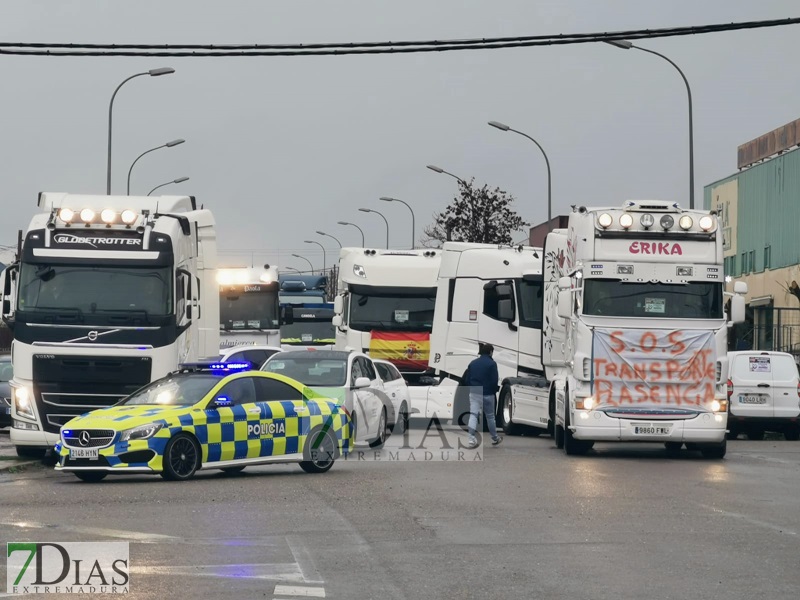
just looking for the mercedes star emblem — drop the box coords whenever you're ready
[79,431,91,447]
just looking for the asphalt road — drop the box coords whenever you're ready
[1,426,799,599]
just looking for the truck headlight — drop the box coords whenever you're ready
[576,396,595,410]
[119,423,164,441]
[12,386,35,420]
[710,399,727,413]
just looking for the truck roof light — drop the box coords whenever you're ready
[698,215,714,231]
[619,214,633,229]
[80,208,96,223]
[640,213,654,229]
[597,213,613,229]
[121,209,138,225]
[353,264,367,278]
[679,215,693,230]
[58,208,75,223]
[659,215,674,230]
[101,209,116,224]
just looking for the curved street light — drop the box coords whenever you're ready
[605,39,695,209]
[489,120,552,230]
[304,240,327,274]
[316,230,342,249]
[426,164,467,185]
[107,67,175,194]
[291,253,315,274]
[147,176,189,196]
[380,197,415,249]
[127,138,185,195]
[359,208,389,249]
[338,221,365,247]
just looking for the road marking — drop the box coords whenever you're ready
[286,535,323,584]
[273,585,326,597]
[131,563,305,581]
[699,504,798,536]
[0,520,178,542]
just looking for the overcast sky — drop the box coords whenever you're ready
[1,1,797,270]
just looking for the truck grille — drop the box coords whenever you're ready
[33,354,151,433]
[62,429,115,448]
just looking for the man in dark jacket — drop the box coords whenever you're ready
[465,342,502,448]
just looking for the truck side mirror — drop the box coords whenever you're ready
[557,289,572,320]
[333,295,343,315]
[497,298,514,322]
[733,281,748,294]
[281,305,294,325]
[332,315,343,327]
[558,276,571,291]
[730,295,745,324]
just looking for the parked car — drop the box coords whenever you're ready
[372,359,410,434]
[0,354,11,428]
[218,345,283,369]
[262,350,390,447]
[55,362,352,482]
[727,351,800,440]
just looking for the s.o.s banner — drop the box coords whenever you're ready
[592,329,716,407]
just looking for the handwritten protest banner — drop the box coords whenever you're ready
[592,329,716,407]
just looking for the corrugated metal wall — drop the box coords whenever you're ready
[705,146,800,275]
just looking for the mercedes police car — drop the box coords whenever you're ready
[55,362,353,482]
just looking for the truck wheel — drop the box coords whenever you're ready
[563,409,593,456]
[300,426,338,473]
[501,387,524,436]
[700,440,727,459]
[161,433,201,481]
[554,424,565,449]
[16,447,47,459]
[726,426,739,440]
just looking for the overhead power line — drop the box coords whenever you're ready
[0,17,797,57]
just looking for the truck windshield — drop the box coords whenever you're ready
[220,289,279,331]
[348,286,436,332]
[17,263,172,324]
[281,320,335,345]
[582,279,723,319]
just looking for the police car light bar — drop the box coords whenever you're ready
[179,361,254,373]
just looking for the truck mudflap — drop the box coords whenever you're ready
[571,409,726,443]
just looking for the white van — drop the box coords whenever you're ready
[727,351,800,440]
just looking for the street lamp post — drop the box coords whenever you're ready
[107,67,175,194]
[304,240,327,274]
[283,266,301,274]
[316,231,342,248]
[359,208,389,249]
[380,197,415,249]
[127,139,185,195]
[147,176,189,196]
[337,221,365,247]
[426,164,467,185]
[488,121,553,230]
[292,253,315,274]
[605,40,695,209]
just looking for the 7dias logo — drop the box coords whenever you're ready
[6,542,129,595]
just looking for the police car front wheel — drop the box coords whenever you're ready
[161,433,201,481]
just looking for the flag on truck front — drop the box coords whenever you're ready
[592,328,716,408]
[369,331,430,371]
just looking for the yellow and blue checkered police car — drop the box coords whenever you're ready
[54,362,353,482]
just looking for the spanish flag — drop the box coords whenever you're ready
[369,330,430,371]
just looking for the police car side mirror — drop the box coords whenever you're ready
[353,376,371,389]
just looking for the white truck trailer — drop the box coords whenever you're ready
[218,265,281,349]
[545,201,746,457]
[0,192,219,457]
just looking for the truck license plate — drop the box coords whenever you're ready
[70,447,99,460]
[739,395,766,404]
[634,426,670,435]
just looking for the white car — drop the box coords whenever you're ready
[372,359,411,434]
[262,350,390,447]
[218,345,283,369]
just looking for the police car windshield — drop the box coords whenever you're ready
[121,374,220,406]
[263,357,347,387]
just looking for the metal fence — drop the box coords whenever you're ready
[739,306,800,359]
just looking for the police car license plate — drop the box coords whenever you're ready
[70,448,99,460]
[739,395,766,404]
[634,425,670,435]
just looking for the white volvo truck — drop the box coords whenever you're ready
[544,201,746,458]
[0,192,219,457]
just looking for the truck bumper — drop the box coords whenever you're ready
[10,425,58,449]
[571,410,726,443]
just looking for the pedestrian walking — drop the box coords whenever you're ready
[465,342,502,448]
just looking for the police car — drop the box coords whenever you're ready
[54,362,352,483]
